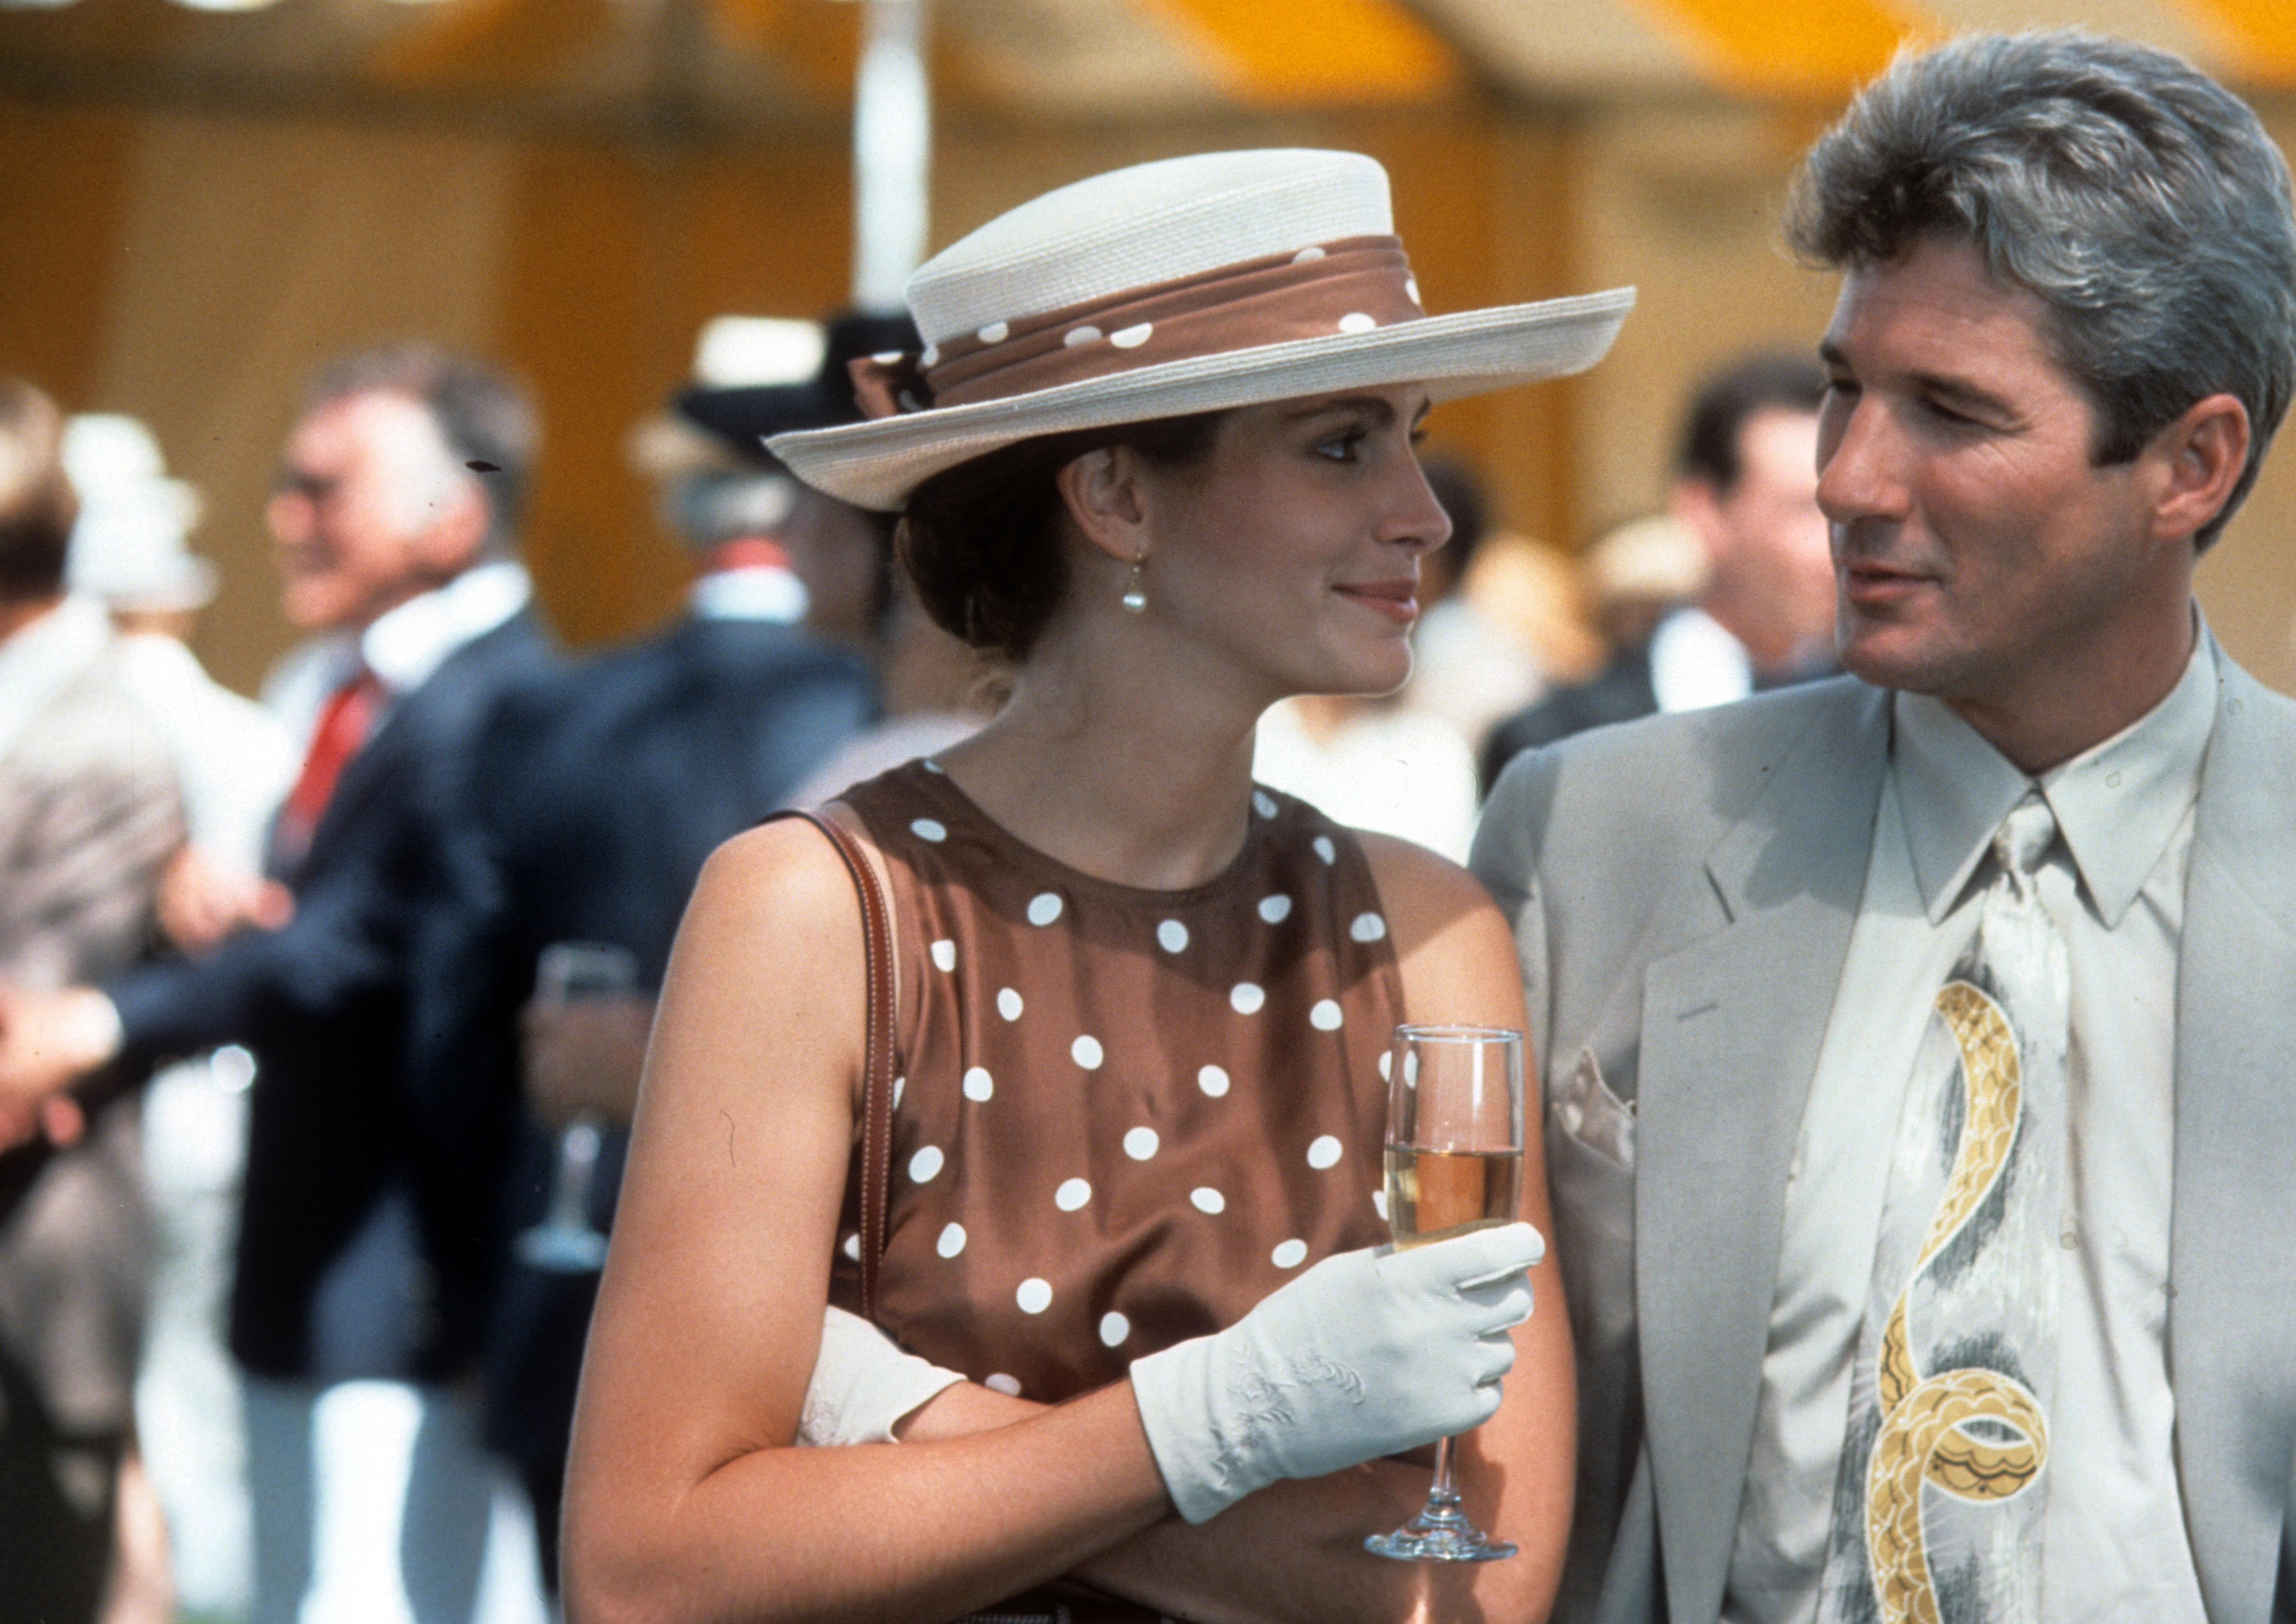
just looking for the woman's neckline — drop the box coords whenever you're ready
[906,757,1278,904]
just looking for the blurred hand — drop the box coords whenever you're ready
[520,991,654,1129]
[0,983,122,1150]
[158,846,293,954]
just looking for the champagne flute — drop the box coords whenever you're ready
[514,941,639,1274]
[1365,1023,1526,1564]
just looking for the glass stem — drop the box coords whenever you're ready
[547,1114,603,1229]
[1425,1433,1463,1516]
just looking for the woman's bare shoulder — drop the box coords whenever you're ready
[1349,829,1523,1031]
[649,817,870,1081]
[683,816,867,948]
[1351,829,1501,931]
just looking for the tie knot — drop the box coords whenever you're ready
[1993,792,2058,878]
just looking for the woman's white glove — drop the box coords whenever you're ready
[797,1306,967,1447]
[1127,1222,1543,1523]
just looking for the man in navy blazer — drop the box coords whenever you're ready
[1475,33,2296,1624]
[0,345,559,1623]
[410,312,902,1584]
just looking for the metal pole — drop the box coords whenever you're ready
[852,0,930,310]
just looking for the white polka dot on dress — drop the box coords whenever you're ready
[1157,919,1189,953]
[1056,1177,1092,1211]
[1377,1050,1392,1080]
[1313,835,1336,865]
[1230,983,1265,1016]
[1350,912,1388,943]
[892,1075,907,1108]
[986,1373,1022,1396]
[1197,1065,1230,1098]
[909,1145,944,1182]
[911,818,947,843]
[920,344,941,367]
[1406,278,1422,306]
[1027,892,1063,926]
[937,1222,967,1258]
[1124,1127,1160,1161]
[1064,325,1102,347]
[1253,790,1279,819]
[1306,1135,1343,1170]
[1072,1035,1104,1070]
[1100,1311,1132,1346]
[1292,246,1326,263]
[842,1232,861,1261]
[1338,313,1378,334]
[978,321,1010,343]
[1111,323,1154,349]
[1271,1239,1309,1269]
[1309,999,1343,1032]
[930,940,958,972]
[1258,894,1292,924]
[1372,1188,1388,1221]
[1190,1186,1226,1214]
[963,1067,994,1102]
[1017,1278,1053,1314]
[997,987,1023,1021]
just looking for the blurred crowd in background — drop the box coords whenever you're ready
[0,313,1837,1623]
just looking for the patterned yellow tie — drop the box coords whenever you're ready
[1816,790,2069,1624]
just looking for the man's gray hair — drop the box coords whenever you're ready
[1785,29,2296,549]
[305,343,539,551]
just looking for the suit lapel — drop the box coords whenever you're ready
[2171,659,2296,1622]
[1637,683,1890,1624]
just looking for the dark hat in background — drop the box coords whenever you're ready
[674,309,922,463]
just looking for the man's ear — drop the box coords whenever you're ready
[1054,446,1153,566]
[419,468,494,574]
[2148,392,2249,544]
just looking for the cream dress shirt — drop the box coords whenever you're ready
[1724,631,2221,1624]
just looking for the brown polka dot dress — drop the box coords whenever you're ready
[831,759,1406,1409]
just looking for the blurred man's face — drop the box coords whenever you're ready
[1710,407,1833,639]
[783,485,886,651]
[267,390,483,633]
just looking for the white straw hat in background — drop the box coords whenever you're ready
[769,149,1634,510]
[63,413,217,613]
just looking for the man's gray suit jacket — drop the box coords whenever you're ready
[1471,661,2296,1624]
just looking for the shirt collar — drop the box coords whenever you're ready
[360,558,531,693]
[688,563,808,624]
[1892,622,2218,928]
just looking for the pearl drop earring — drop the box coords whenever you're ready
[1120,554,1148,613]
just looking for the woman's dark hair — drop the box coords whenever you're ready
[899,410,1227,663]
[0,378,77,605]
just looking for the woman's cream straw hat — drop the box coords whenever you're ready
[768,149,1635,511]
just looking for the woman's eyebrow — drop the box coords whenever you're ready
[1279,395,1399,429]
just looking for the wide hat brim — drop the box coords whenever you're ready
[768,285,1634,511]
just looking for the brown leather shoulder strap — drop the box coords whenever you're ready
[770,803,899,1322]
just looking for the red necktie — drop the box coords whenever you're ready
[276,668,385,860]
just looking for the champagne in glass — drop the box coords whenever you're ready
[1365,1023,1526,1564]
[1384,1144,1524,1249]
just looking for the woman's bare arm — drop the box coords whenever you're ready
[562,822,1173,1624]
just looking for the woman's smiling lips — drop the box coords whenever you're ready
[1334,578,1420,623]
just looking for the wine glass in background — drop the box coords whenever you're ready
[1365,1023,1526,1564]
[514,941,640,1274]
